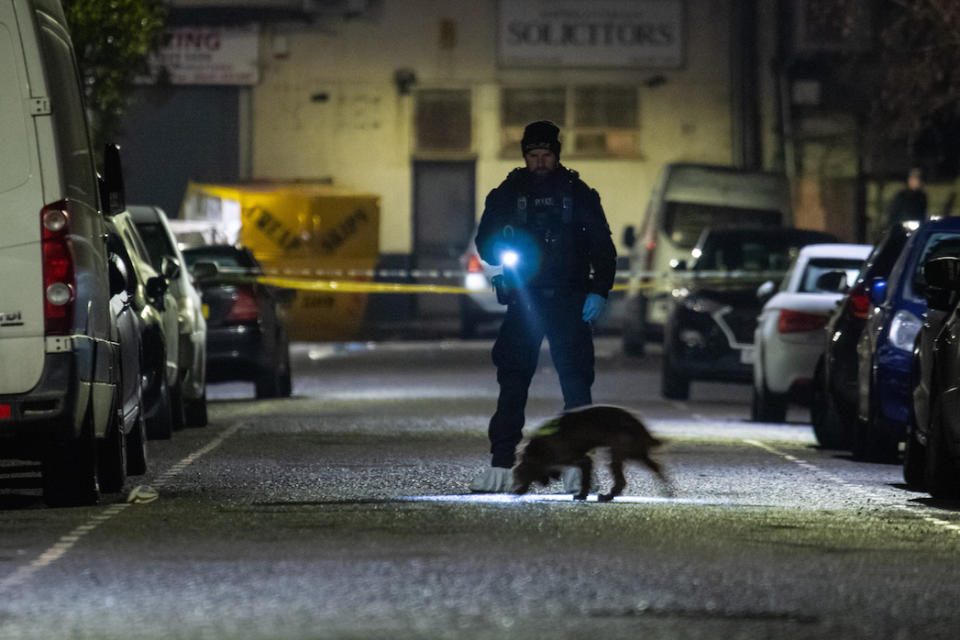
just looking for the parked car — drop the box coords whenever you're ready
[182,245,292,398]
[751,243,871,422]
[855,218,960,461]
[458,233,505,339]
[103,248,149,492]
[811,224,912,449]
[0,0,138,505]
[906,256,960,496]
[621,163,792,355]
[129,205,208,426]
[105,211,183,440]
[661,227,837,400]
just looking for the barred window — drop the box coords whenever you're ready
[415,89,472,152]
[500,85,639,158]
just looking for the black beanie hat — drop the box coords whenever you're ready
[521,120,561,157]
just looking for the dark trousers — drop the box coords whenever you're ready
[487,290,595,468]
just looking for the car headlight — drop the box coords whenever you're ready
[888,310,922,352]
[680,295,724,315]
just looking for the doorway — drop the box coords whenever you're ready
[412,160,476,319]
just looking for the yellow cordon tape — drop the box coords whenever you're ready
[254,273,771,295]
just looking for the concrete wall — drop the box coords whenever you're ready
[251,0,752,257]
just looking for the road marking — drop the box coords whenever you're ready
[744,439,960,537]
[0,422,243,592]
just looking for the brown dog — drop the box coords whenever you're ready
[512,405,668,501]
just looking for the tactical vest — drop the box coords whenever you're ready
[508,175,586,291]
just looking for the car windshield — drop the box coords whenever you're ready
[182,246,262,274]
[664,202,782,249]
[694,234,801,273]
[134,222,175,271]
[798,257,864,293]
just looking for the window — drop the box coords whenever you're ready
[415,89,471,153]
[500,85,639,157]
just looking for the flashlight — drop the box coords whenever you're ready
[501,249,519,268]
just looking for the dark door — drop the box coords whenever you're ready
[117,86,240,219]
[413,160,476,317]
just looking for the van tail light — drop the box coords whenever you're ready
[778,309,830,334]
[225,286,260,324]
[467,253,483,273]
[41,200,76,335]
[849,284,870,319]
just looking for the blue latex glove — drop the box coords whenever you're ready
[582,293,607,322]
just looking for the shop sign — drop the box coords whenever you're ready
[498,0,683,68]
[146,24,260,85]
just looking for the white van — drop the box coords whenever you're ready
[621,163,792,355]
[1,0,135,505]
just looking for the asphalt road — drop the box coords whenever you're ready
[1,337,958,640]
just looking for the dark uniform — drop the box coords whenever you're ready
[475,164,617,469]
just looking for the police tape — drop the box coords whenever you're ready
[255,269,787,295]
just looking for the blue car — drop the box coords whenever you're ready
[855,218,960,461]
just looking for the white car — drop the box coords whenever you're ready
[458,233,505,339]
[752,243,872,422]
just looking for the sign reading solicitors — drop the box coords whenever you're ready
[498,0,682,68]
[147,24,259,85]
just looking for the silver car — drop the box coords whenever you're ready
[129,205,208,427]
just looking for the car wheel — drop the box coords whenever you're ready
[622,299,647,357]
[924,395,960,499]
[811,367,847,448]
[126,401,148,476]
[146,372,174,440]
[751,383,788,423]
[255,371,281,398]
[660,350,689,400]
[903,430,927,489]
[97,388,127,493]
[170,381,186,431]
[853,375,899,462]
[43,409,100,507]
[184,390,208,427]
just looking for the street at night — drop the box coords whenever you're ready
[1,337,957,639]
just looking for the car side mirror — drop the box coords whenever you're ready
[108,254,129,297]
[622,225,636,249]
[815,270,848,292]
[100,143,126,216]
[869,278,888,306]
[146,275,168,310]
[161,255,181,281]
[756,280,776,300]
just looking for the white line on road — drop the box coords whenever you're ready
[744,438,960,537]
[0,422,243,592]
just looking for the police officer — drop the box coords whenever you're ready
[469,120,617,493]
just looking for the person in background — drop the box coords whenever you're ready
[469,120,617,493]
[887,167,928,227]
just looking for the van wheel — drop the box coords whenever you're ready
[184,390,208,427]
[661,353,689,400]
[43,410,100,507]
[97,389,127,493]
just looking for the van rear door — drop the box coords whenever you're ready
[0,0,47,393]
